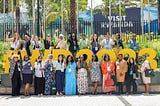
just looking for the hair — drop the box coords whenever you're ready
[118,54,123,57]
[38,56,43,59]
[66,55,74,65]
[58,54,64,63]
[103,54,110,61]
[92,55,98,62]
[24,55,30,61]
[92,34,98,43]
[13,32,20,42]
[129,57,135,64]
[117,34,120,39]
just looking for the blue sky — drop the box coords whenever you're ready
[88,0,103,9]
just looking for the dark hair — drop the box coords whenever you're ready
[92,55,98,62]
[92,34,98,43]
[24,55,30,61]
[58,54,64,63]
[117,34,120,39]
[118,54,123,57]
[129,57,135,64]
[66,55,74,65]
[38,56,43,59]
[103,54,110,61]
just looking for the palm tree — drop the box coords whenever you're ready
[69,0,76,34]
[158,0,160,35]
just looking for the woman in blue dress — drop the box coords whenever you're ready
[65,55,77,95]
[44,54,54,95]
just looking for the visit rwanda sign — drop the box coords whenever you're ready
[93,8,141,35]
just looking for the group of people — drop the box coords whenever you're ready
[6,31,151,96]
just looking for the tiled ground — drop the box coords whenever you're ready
[0,94,160,106]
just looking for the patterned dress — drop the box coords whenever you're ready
[44,62,54,95]
[90,62,101,82]
[77,61,88,94]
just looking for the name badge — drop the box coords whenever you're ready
[68,68,72,72]
[95,47,98,51]
[30,67,33,70]
[107,67,111,71]
[61,69,64,72]
[117,66,120,70]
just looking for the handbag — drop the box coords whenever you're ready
[145,69,155,77]
[105,79,114,86]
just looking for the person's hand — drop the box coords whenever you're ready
[78,58,81,62]
[39,68,44,71]
[7,32,11,35]
[55,29,59,33]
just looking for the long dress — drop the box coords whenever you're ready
[77,61,88,94]
[101,61,116,93]
[44,62,54,95]
[90,62,101,82]
[65,62,77,95]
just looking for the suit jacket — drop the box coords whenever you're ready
[9,58,22,79]
[116,59,128,82]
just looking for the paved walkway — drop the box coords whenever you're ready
[0,94,160,106]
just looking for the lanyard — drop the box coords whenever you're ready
[106,39,110,45]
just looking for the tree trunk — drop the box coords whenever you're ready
[158,0,160,35]
[70,0,77,34]
[16,7,20,35]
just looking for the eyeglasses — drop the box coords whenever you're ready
[14,57,18,58]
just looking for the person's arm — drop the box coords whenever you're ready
[15,40,22,50]
[39,42,42,50]
[54,32,59,42]
[39,61,45,71]
[123,61,128,73]
[64,60,66,69]
[42,25,45,40]
[77,59,81,69]
[6,32,14,42]
[8,51,14,62]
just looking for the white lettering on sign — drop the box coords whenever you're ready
[101,15,133,28]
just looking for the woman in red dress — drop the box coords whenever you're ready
[101,54,116,94]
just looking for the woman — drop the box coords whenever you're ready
[91,34,100,54]
[6,32,22,50]
[77,55,88,95]
[116,54,128,95]
[44,54,54,95]
[55,34,68,50]
[42,26,54,49]
[68,33,79,58]
[34,56,45,96]
[125,57,139,94]
[141,55,151,95]
[65,55,77,95]
[89,55,101,94]
[54,54,66,95]
[22,35,31,56]
[101,54,116,94]
[31,35,42,50]
[79,34,89,49]
[8,51,22,96]
[22,55,33,96]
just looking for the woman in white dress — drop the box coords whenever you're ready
[141,55,151,94]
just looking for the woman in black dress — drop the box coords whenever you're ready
[8,51,22,96]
